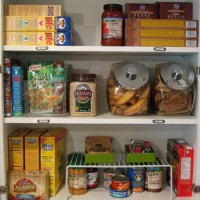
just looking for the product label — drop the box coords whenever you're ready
[181,157,191,179]
[69,173,87,189]
[87,171,98,187]
[103,18,123,39]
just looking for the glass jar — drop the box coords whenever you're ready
[70,73,97,116]
[101,4,124,46]
[87,168,98,189]
[107,61,150,116]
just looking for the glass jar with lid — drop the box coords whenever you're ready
[153,62,195,115]
[107,61,150,116]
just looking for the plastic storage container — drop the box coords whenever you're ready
[107,61,150,116]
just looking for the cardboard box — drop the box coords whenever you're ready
[8,170,49,200]
[125,3,157,19]
[125,38,198,47]
[8,128,32,170]
[3,58,20,117]
[54,31,73,46]
[157,2,193,20]
[4,5,62,16]
[5,16,71,32]
[25,128,47,171]
[125,29,198,39]
[40,128,67,196]
[173,143,194,197]
[125,19,198,29]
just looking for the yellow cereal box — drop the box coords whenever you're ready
[40,128,67,196]
[8,128,32,170]
[25,128,47,171]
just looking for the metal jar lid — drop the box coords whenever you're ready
[160,62,195,90]
[113,61,149,90]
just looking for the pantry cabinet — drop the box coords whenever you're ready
[1,0,200,200]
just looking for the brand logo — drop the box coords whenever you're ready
[174,3,180,10]
[14,178,36,193]
[42,143,53,151]
[140,5,145,11]
[74,84,92,103]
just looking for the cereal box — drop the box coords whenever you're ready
[8,170,49,200]
[54,31,73,46]
[40,128,67,196]
[8,128,32,170]
[25,128,47,171]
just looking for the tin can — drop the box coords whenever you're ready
[111,175,130,191]
[110,187,130,198]
[104,179,112,189]
[103,168,122,180]
[127,167,145,193]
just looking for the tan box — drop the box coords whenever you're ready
[125,38,198,47]
[8,170,49,200]
[8,128,32,170]
[25,128,47,171]
[4,5,62,16]
[125,29,198,39]
[125,19,198,29]
[40,128,67,196]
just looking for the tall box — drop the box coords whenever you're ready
[40,128,67,196]
[8,128,32,170]
[25,128,47,171]
[173,143,194,197]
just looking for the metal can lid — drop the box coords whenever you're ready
[112,174,130,182]
[160,62,195,90]
[113,61,149,90]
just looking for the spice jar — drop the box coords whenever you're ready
[87,168,98,189]
[107,61,150,116]
[101,4,124,46]
[153,62,195,115]
[68,167,87,195]
[70,73,97,116]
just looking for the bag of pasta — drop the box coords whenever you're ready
[107,61,150,116]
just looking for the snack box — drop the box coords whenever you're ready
[8,170,49,200]
[157,2,193,20]
[5,16,71,32]
[3,58,20,117]
[173,143,194,197]
[125,145,156,163]
[125,3,157,19]
[8,128,32,170]
[125,38,198,47]
[40,128,67,196]
[125,29,198,39]
[125,19,198,29]
[25,128,48,171]
[4,4,62,16]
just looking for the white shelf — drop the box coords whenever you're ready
[4,112,197,124]
[3,45,199,55]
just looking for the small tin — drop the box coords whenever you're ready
[110,187,130,198]
[111,175,130,191]
[127,167,145,193]
[103,168,122,180]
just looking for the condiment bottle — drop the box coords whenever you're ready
[101,4,124,46]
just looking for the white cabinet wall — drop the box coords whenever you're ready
[1,0,200,200]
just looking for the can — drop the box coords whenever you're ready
[127,167,145,193]
[111,175,130,191]
[110,187,130,198]
[104,179,112,189]
[103,168,122,180]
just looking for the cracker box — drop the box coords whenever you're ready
[125,3,157,19]
[8,128,32,170]
[3,58,20,117]
[4,4,62,16]
[8,170,49,200]
[173,143,194,197]
[40,128,67,196]
[157,2,193,20]
[25,128,47,171]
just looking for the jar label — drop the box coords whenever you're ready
[103,18,123,39]
[69,174,87,189]
[87,171,98,187]
[73,83,93,112]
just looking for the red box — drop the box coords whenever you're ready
[173,143,194,197]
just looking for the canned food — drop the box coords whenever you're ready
[111,175,130,191]
[103,168,122,180]
[110,187,130,198]
[127,167,145,193]
[104,178,112,189]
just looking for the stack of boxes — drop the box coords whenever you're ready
[167,138,194,197]
[8,127,67,197]
[4,5,73,46]
[124,2,198,47]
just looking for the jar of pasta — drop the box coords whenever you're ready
[107,61,150,116]
[70,73,97,116]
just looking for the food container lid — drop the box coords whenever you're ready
[113,61,149,90]
[160,62,195,90]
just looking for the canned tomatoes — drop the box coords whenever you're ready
[111,175,130,191]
